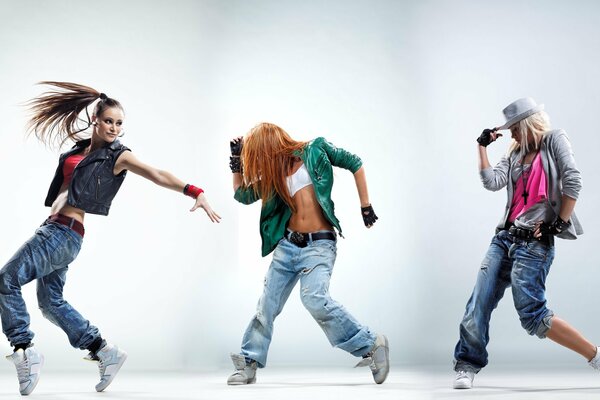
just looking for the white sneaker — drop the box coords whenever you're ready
[588,346,600,370]
[6,347,44,395]
[84,343,127,392]
[453,370,474,389]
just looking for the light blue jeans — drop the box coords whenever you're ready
[454,230,556,373]
[0,221,101,349]
[241,236,376,368]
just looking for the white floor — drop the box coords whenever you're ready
[1,368,599,399]
[0,368,424,400]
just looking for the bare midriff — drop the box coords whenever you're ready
[50,187,86,223]
[286,161,332,233]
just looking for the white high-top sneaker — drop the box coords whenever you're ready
[453,370,475,389]
[6,347,44,395]
[588,346,600,370]
[355,334,390,384]
[84,343,127,392]
[227,353,257,385]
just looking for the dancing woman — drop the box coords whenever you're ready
[226,122,389,385]
[0,82,220,395]
[453,98,599,389]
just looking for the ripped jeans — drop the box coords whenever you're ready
[240,236,376,368]
[454,229,555,373]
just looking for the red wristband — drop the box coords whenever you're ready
[183,184,204,199]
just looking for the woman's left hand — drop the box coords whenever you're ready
[190,193,222,223]
[361,204,378,228]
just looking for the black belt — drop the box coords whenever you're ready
[285,229,336,248]
[506,224,553,246]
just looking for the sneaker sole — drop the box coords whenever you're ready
[227,377,256,385]
[95,353,128,392]
[453,382,472,389]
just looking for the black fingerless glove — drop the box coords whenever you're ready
[229,157,242,173]
[230,139,243,173]
[361,204,378,227]
[539,216,571,236]
[476,128,496,147]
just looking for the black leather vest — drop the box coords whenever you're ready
[45,139,131,216]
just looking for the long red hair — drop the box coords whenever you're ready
[241,122,306,210]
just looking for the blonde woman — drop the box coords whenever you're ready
[226,123,389,385]
[453,98,599,389]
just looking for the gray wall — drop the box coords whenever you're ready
[0,0,598,371]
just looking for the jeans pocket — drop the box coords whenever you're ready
[525,241,550,260]
[314,239,336,254]
[50,235,80,268]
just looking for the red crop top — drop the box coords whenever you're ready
[62,154,85,187]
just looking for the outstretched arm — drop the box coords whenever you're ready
[114,151,221,223]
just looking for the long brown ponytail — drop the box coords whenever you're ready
[26,81,123,148]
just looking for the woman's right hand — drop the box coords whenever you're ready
[476,128,502,147]
[230,136,243,156]
[230,137,243,174]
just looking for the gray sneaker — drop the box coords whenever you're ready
[84,343,127,392]
[6,347,44,395]
[453,370,475,389]
[355,334,390,384]
[227,353,257,385]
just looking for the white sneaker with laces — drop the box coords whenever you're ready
[453,370,474,389]
[84,343,127,392]
[6,347,44,395]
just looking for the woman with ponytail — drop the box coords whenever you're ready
[0,82,220,395]
[226,123,389,385]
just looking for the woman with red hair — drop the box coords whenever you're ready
[226,122,388,385]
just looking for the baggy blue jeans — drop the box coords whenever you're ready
[241,236,376,368]
[0,221,101,349]
[454,230,556,373]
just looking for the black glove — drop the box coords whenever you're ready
[539,217,571,236]
[476,128,500,147]
[229,137,243,173]
[361,204,378,227]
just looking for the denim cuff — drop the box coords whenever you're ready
[535,310,554,339]
[453,359,481,374]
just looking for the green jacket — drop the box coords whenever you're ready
[234,137,363,256]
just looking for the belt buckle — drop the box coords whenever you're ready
[289,231,305,247]
[509,226,532,240]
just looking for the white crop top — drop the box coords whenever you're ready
[286,163,313,197]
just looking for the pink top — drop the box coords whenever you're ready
[508,152,547,223]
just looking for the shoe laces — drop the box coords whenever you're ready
[456,370,472,380]
[15,358,31,383]
[354,352,377,371]
[98,359,107,377]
